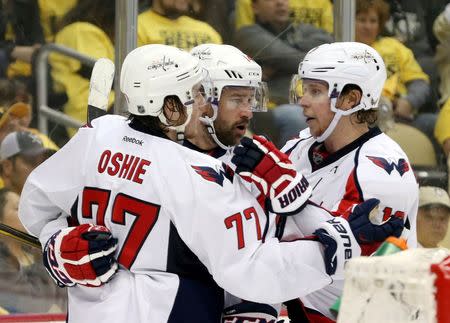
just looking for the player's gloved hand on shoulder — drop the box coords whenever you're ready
[43,223,118,287]
[347,198,404,244]
[232,135,312,215]
[222,301,279,323]
[313,217,361,279]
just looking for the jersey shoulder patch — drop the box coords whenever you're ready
[366,155,410,176]
[191,162,234,187]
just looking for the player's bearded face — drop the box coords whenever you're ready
[299,79,334,138]
[215,87,254,146]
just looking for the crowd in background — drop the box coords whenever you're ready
[0,0,450,315]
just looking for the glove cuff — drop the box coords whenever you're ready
[43,229,76,287]
[222,302,278,323]
[43,225,118,287]
[315,217,361,279]
[270,173,312,215]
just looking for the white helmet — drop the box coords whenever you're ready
[291,42,387,142]
[190,44,268,149]
[120,44,205,137]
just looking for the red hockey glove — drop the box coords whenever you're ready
[232,135,312,215]
[43,224,118,287]
[314,217,361,278]
[222,301,278,323]
[347,198,404,244]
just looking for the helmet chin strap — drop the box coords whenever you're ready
[199,102,234,151]
[315,98,363,143]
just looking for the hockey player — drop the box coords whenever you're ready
[188,44,278,321]
[232,42,419,322]
[19,44,386,323]
[188,44,404,322]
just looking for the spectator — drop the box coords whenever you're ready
[0,131,50,194]
[138,0,222,50]
[433,4,450,158]
[234,0,333,33]
[434,3,450,106]
[382,0,447,112]
[189,0,235,43]
[50,0,114,137]
[417,186,450,248]
[355,0,435,140]
[0,78,30,107]
[0,103,32,142]
[0,0,44,79]
[0,102,59,149]
[0,187,66,313]
[435,98,450,158]
[234,0,333,146]
[38,0,78,42]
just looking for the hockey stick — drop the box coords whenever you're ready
[87,58,115,123]
[0,58,116,249]
[0,222,41,248]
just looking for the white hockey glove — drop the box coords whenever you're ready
[314,217,361,279]
[222,301,278,323]
[43,224,118,287]
[232,135,312,215]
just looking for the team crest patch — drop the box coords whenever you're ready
[367,156,410,176]
[191,163,234,187]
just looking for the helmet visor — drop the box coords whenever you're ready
[289,74,303,104]
[185,70,213,108]
[218,82,268,112]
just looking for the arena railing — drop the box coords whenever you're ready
[34,43,97,135]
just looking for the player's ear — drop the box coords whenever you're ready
[347,89,362,108]
[337,89,362,111]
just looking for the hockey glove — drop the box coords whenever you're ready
[348,198,404,244]
[314,217,361,279]
[222,301,278,323]
[43,223,118,287]
[232,135,312,215]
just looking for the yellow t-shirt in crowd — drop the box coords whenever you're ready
[6,0,77,77]
[434,98,450,145]
[50,22,114,136]
[235,0,333,33]
[38,0,78,42]
[4,23,31,78]
[371,37,429,101]
[138,9,222,50]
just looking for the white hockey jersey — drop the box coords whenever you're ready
[281,127,419,319]
[19,115,339,323]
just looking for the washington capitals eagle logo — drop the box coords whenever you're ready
[366,156,410,176]
[191,163,234,187]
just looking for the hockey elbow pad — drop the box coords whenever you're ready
[232,135,312,215]
[43,224,118,287]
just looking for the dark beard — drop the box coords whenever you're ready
[215,123,245,147]
[216,130,236,147]
[161,7,186,19]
